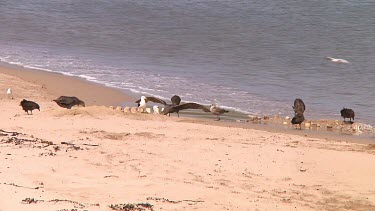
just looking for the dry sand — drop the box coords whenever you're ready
[0,65,375,211]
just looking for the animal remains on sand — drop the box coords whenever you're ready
[291,98,306,129]
[20,99,40,115]
[340,107,355,122]
[53,96,85,109]
[210,104,229,121]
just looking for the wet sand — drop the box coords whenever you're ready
[0,62,136,106]
[0,64,374,210]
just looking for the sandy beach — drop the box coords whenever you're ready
[0,65,375,211]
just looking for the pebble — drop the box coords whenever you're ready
[304,122,311,128]
[138,108,145,113]
[130,107,138,113]
[123,107,130,113]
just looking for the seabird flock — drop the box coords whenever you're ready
[135,95,228,120]
[6,90,86,115]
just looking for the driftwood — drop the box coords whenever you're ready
[146,197,204,204]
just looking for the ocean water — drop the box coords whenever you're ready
[0,0,374,125]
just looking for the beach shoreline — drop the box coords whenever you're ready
[0,63,373,144]
[0,62,136,107]
[0,63,374,210]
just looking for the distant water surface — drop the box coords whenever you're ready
[0,0,374,125]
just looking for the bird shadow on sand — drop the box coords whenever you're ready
[343,121,354,125]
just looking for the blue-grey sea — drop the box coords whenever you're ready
[0,0,374,125]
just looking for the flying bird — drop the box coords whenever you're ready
[20,99,40,115]
[6,88,13,99]
[326,57,350,64]
[291,113,305,130]
[162,103,210,116]
[340,107,355,122]
[53,96,85,109]
[210,104,229,121]
[292,98,305,115]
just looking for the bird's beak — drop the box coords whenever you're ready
[144,97,148,101]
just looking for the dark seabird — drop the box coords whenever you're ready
[170,95,182,116]
[291,113,305,130]
[340,107,355,122]
[210,104,229,121]
[162,103,210,116]
[20,99,40,115]
[292,98,305,115]
[171,95,181,106]
[53,96,85,109]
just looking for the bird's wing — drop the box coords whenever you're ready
[146,97,167,105]
[301,101,306,112]
[135,99,141,104]
[175,103,210,112]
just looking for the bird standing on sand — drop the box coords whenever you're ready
[340,107,355,122]
[138,96,148,111]
[291,98,305,129]
[53,96,85,109]
[6,88,13,99]
[291,113,305,130]
[210,104,229,121]
[20,99,40,115]
[326,57,350,64]
[162,102,210,116]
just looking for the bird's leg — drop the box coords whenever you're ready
[177,112,179,118]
